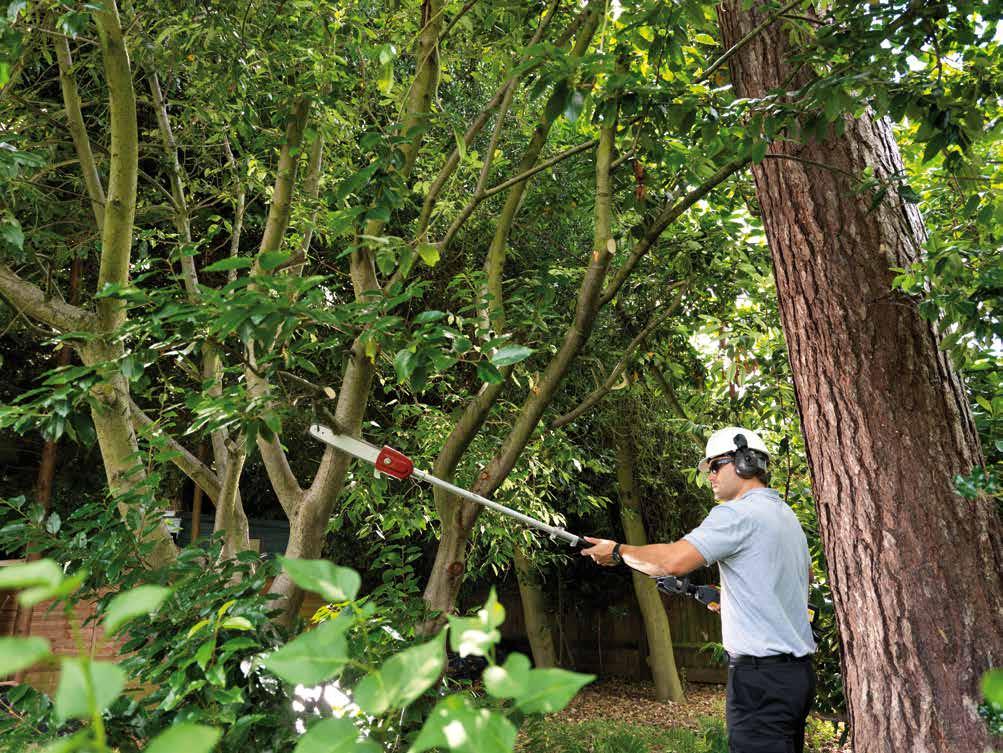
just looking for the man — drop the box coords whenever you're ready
[582,427,816,753]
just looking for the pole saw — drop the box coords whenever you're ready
[309,425,724,612]
[308,424,591,548]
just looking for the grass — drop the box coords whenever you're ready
[517,717,730,753]
[517,716,846,753]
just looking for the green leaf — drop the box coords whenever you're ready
[203,257,252,273]
[514,667,594,714]
[563,90,586,122]
[39,730,90,753]
[355,629,446,715]
[394,349,417,381]
[145,724,223,753]
[476,361,503,385]
[693,33,716,45]
[260,616,351,686]
[54,659,126,721]
[295,718,380,753]
[489,345,533,367]
[0,217,24,251]
[409,695,515,753]
[188,618,212,638]
[0,637,50,678]
[0,559,62,591]
[45,512,61,534]
[220,616,253,631]
[258,250,291,271]
[983,670,1003,706]
[447,590,505,658]
[278,557,361,602]
[19,570,85,608]
[453,126,467,161]
[482,652,531,699]
[417,242,440,267]
[103,585,171,635]
[196,637,216,671]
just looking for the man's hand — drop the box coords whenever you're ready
[580,537,618,566]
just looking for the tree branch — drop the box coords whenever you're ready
[698,0,806,84]
[149,71,200,302]
[222,136,247,285]
[599,158,748,307]
[54,35,105,230]
[93,2,139,333]
[0,264,96,332]
[129,400,222,503]
[413,0,566,240]
[255,97,311,265]
[550,283,686,429]
[646,363,705,447]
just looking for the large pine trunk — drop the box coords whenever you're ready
[715,4,1003,751]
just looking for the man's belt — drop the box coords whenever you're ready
[728,652,812,667]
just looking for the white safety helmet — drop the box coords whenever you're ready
[698,427,770,473]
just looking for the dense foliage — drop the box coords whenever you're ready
[0,0,998,749]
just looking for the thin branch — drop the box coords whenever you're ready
[550,284,686,429]
[647,364,704,447]
[698,0,806,84]
[129,400,222,503]
[413,0,565,239]
[598,158,748,307]
[222,136,247,285]
[148,71,200,302]
[54,35,106,229]
[761,152,858,181]
[438,0,482,44]
[481,139,599,200]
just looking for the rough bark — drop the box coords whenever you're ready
[514,546,558,668]
[716,4,1002,751]
[615,431,685,702]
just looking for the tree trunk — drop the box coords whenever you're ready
[716,5,1003,751]
[513,546,557,668]
[615,431,685,702]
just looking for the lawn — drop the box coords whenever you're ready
[517,679,851,753]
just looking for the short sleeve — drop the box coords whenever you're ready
[683,505,749,566]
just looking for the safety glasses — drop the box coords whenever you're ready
[706,456,734,475]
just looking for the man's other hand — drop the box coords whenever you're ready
[580,537,617,566]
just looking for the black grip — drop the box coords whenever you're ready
[574,536,593,549]
[694,585,721,608]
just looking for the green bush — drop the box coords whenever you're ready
[0,556,595,753]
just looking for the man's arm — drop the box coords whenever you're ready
[580,537,707,576]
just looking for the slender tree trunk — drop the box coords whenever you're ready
[420,55,616,630]
[615,431,685,702]
[513,546,557,668]
[716,5,1003,751]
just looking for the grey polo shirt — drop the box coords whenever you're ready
[683,487,815,658]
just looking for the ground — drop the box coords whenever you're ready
[521,678,853,753]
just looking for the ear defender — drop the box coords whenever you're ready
[733,433,767,478]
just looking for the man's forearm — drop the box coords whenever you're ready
[620,541,701,577]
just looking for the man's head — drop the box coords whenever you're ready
[698,427,770,501]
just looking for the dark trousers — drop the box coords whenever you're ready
[725,657,816,753]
